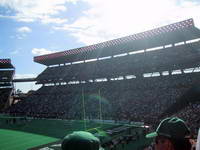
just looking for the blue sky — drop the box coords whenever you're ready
[0,0,200,92]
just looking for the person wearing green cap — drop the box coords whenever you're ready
[146,117,192,150]
[61,131,104,150]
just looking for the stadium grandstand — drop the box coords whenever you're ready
[2,18,200,149]
[0,59,15,111]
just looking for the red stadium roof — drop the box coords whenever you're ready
[0,59,14,69]
[34,18,200,66]
[0,59,11,64]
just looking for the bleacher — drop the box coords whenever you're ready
[5,19,200,135]
[35,40,200,84]
[0,70,14,82]
[0,59,15,111]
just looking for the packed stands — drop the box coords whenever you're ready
[172,101,200,134]
[0,59,14,111]
[5,19,200,135]
[35,41,200,84]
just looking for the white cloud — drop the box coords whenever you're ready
[15,26,31,39]
[0,0,77,24]
[17,26,32,33]
[10,49,19,55]
[16,34,26,40]
[32,48,56,55]
[54,0,200,45]
[1,0,200,46]
[40,16,68,24]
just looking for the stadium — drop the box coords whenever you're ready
[0,18,200,150]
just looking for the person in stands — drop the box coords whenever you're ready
[146,117,192,150]
[61,131,104,150]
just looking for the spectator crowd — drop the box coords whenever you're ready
[4,73,200,135]
[3,41,200,136]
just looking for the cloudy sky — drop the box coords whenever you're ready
[1,0,200,92]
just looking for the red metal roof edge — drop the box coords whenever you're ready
[34,18,194,63]
[0,59,11,64]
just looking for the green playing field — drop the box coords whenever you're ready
[0,117,116,150]
[0,129,58,150]
[0,116,152,150]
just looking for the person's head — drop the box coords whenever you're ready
[61,131,104,150]
[146,117,191,150]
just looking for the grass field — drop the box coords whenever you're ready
[0,116,117,150]
[0,115,152,150]
[0,129,58,150]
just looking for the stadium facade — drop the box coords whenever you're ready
[5,19,200,134]
[0,59,15,110]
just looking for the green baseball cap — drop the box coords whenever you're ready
[146,117,190,139]
[61,131,104,150]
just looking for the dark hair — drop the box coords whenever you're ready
[170,138,191,150]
